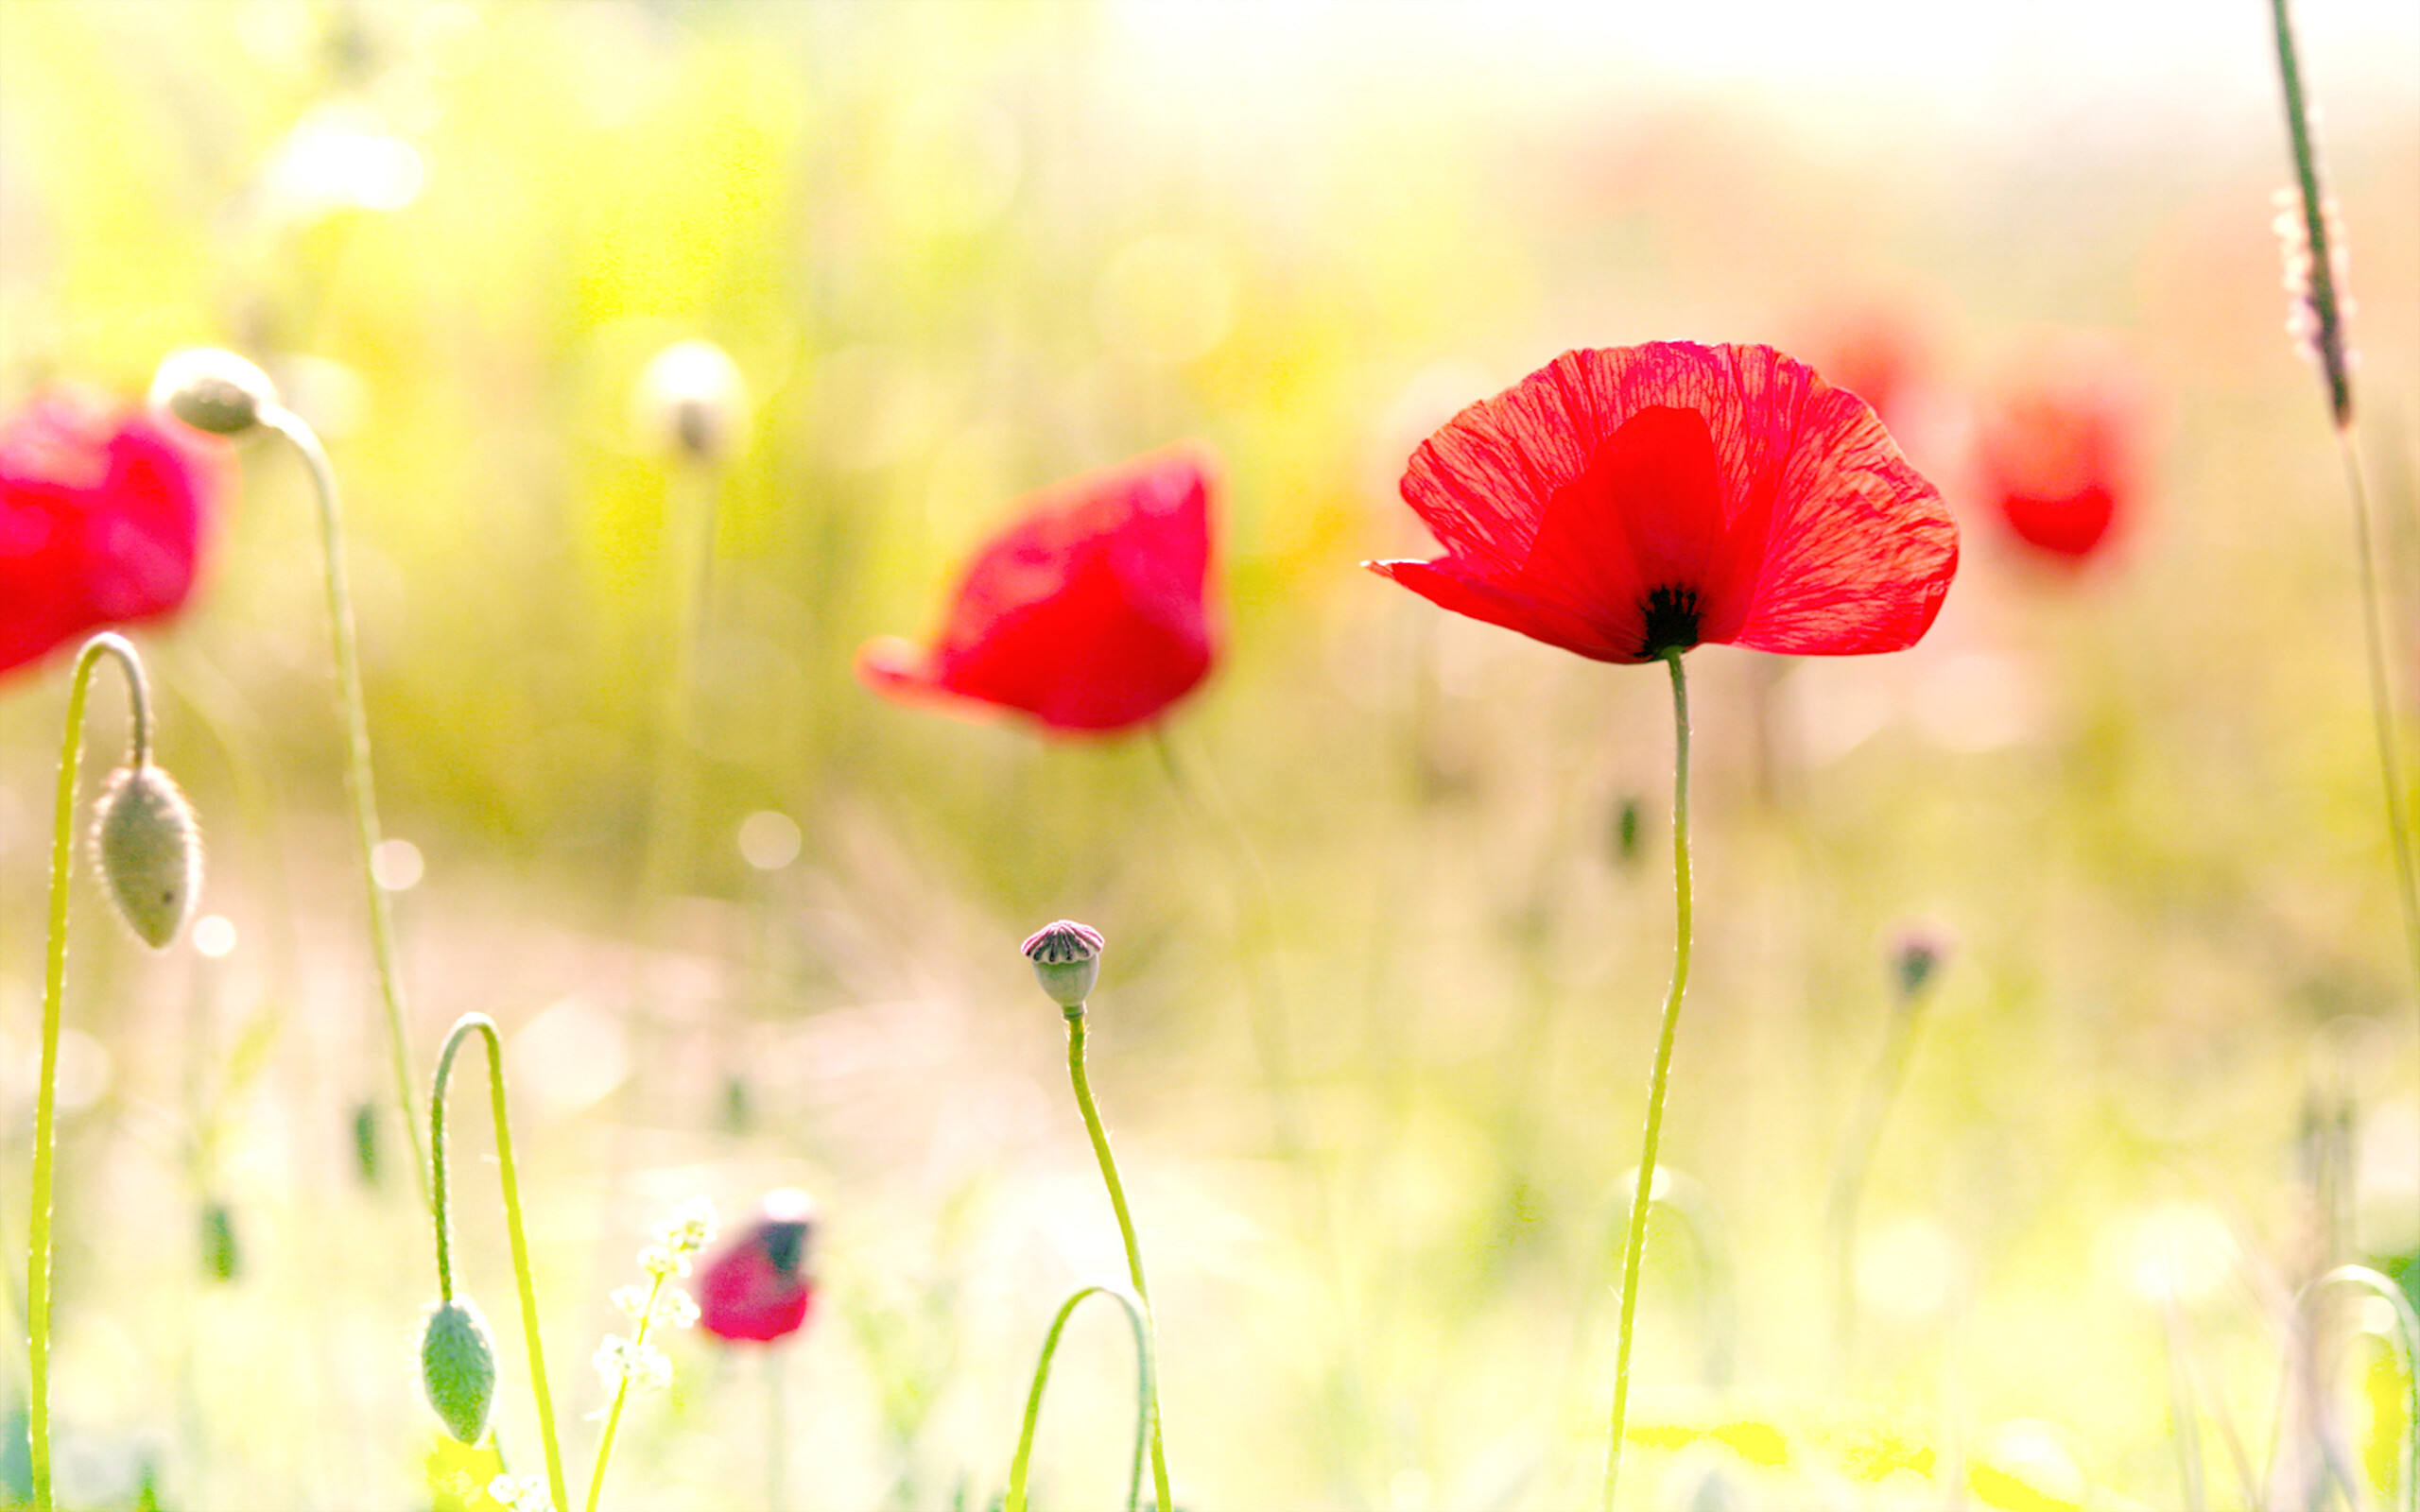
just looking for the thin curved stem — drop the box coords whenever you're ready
[2306,1265,2420,1512]
[2336,429,2420,1024]
[262,404,428,1210]
[1826,976,1933,1361]
[1004,1283,1153,1512]
[431,1015,567,1512]
[1602,649,1692,1512]
[583,1271,665,1512]
[1065,1006,1172,1512]
[27,632,150,1512]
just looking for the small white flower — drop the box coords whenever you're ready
[661,1286,700,1329]
[610,1285,649,1320]
[656,1194,718,1254]
[487,1472,550,1511]
[630,1340,674,1392]
[594,1332,640,1387]
[636,1244,691,1280]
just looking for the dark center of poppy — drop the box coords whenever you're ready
[1638,584,1702,659]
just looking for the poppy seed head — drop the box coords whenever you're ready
[1022,919,1104,1008]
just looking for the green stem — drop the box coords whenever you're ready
[1004,1283,1153,1512]
[262,404,428,1210]
[27,632,148,1512]
[431,1015,567,1512]
[1602,649,1692,1512]
[1825,975,1933,1362]
[1065,1006,1173,1512]
[584,1271,666,1512]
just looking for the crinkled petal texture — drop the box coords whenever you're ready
[1,395,221,677]
[1372,344,1957,662]
[859,444,1219,734]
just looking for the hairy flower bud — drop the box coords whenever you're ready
[149,348,278,437]
[92,763,202,949]
[419,1297,498,1445]
[1022,919,1104,1008]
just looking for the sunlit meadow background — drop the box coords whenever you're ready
[4,1,2418,1507]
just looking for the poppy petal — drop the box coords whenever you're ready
[860,444,1219,735]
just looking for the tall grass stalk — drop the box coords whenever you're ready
[1602,648,1693,1512]
[2269,0,2420,1025]
[429,1014,567,1512]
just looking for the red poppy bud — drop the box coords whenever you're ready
[2,394,223,678]
[699,1191,817,1345]
[858,444,1219,734]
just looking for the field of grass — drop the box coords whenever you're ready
[2,2,2416,1508]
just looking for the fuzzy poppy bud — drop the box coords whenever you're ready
[92,763,202,949]
[636,339,748,463]
[1891,924,1955,1002]
[149,348,277,438]
[419,1297,498,1445]
[1022,919,1104,1009]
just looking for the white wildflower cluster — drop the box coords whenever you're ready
[610,1280,698,1329]
[486,1472,551,1511]
[636,1244,690,1281]
[656,1194,718,1255]
[592,1332,673,1392]
[2271,185,2356,369]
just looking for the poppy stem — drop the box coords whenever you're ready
[260,404,430,1212]
[1063,1004,1174,1512]
[1004,1283,1154,1512]
[26,632,150,1512]
[431,1015,568,1512]
[1602,648,1692,1512]
[1825,959,1938,1364]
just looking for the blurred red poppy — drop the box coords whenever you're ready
[1971,337,2146,564]
[2,393,223,677]
[858,444,1219,735]
[1370,343,1957,662]
[699,1193,816,1345]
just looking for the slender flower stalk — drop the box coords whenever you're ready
[28,632,198,1511]
[1601,650,1691,1511]
[1023,922,1173,1512]
[585,1197,713,1512]
[151,348,429,1205]
[2269,0,2420,1022]
[1826,931,1948,1360]
[1004,1284,1154,1512]
[427,1015,567,1512]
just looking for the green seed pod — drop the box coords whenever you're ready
[419,1297,497,1445]
[149,348,277,437]
[92,763,202,950]
[1021,919,1103,1009]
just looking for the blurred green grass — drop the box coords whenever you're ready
[2,1,2417,1507]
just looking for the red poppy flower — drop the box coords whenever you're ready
[699,1192,816,1345]
[2,393,223,677]
[858,444,1219,734]
[1369,343,1957,662]
[1971,337,2146,564]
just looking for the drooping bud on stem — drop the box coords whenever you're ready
[635,338,749,464]
[420,1297,499,1445]
[92,761,202,949]
[149,348,279,438]
[1023,919,1105,1010]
